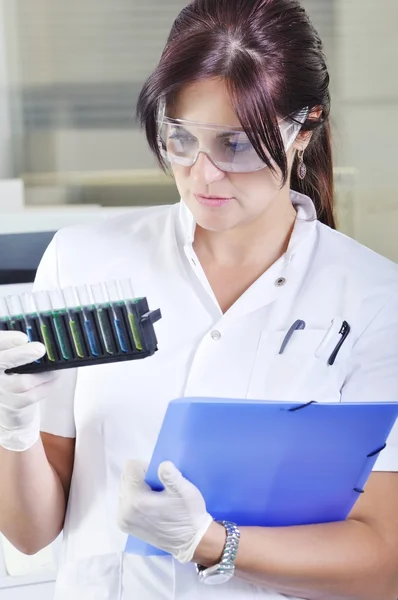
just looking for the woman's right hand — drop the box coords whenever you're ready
[0,330,59,452]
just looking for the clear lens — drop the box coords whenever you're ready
[158,121,265,173]
[158,113,306,173]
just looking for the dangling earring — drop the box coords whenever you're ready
[297,149,307,180]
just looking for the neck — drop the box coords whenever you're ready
[193,195,297,269]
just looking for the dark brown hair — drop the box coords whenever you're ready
[137,0,335,229]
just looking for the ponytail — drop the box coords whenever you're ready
[291,120,335,229]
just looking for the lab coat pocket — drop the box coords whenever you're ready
[248,328,344,402]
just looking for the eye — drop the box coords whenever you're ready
[168,130,197,153]
[222,137,254,153]
[169,131,196,143]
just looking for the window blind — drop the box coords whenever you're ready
[11,0,335,129]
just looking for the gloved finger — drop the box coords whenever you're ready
[0,331,29,352]
[121,459,150,489]
[3,371,59,395]
[158,461,184,496]
[0,342,46,372]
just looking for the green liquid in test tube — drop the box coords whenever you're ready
[49,290,72,360]
[70,319,84,358]
[33,292,57,362]
[118,278,143,351]
[41,324,56,361]
[54,313,72,358]
[62,288,85,359]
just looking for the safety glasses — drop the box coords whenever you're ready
[157,110,308,174]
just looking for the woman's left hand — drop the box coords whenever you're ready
[117,460,214,563]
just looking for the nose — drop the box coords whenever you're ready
[190,151,226,185]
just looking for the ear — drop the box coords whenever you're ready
[293,107,323,153]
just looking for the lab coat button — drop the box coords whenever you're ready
[275,277,287,287]
[211,330,221,341]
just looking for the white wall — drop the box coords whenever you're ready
[334,0,398,262]
[0,0,12,178]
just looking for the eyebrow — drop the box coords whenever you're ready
[216,131,247,139]
[170,125,196,136]
[170,125,248,139]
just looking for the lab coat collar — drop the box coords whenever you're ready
[178,189,318,260]
[177,190,319,319]
[285,190,318,262]
[178,198,196,244]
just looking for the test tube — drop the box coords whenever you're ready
[0,297,10,330]
[3,296,20,330]
[9,295,35,342]
[90,283,116,355]
[49,289,73,360]
[21,293,40,335]
[61,287,86,359]
[118,278,143,351]
[18,294,42,363]
[76,285,99,357]
[33,291,57,362]
[103,281,128,353]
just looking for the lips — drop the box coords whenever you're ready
[194,194,232,207]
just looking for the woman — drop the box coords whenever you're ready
[0,0,397,598]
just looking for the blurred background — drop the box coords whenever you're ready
[0,0,397,260]
[0,0,397,597]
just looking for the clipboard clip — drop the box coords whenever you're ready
[288,401,317,412]
[353,443,387,494]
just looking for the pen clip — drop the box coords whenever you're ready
[315,316,343,359]
[328,320,351,366]
[279,319,306,354]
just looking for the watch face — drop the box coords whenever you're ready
[203,569,234,586]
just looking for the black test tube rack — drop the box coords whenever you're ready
[2,298,162,374]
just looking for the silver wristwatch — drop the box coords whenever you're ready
[196,521,240,585]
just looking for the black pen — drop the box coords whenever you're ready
[328,320,351,366]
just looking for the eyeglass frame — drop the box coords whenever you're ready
[156,102,309,174]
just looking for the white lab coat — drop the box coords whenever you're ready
[34,191,398,600]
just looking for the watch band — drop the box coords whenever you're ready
[196,520,240,585]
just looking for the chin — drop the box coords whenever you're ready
[196,220,233,233]
[194,210,242,233]
[185,195,230,225]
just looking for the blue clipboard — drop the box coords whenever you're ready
[125,398,398,556]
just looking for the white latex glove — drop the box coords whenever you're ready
[0,330,58,452]
[117,459,214,563]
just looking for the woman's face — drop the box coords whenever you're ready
[167,78,297,233]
